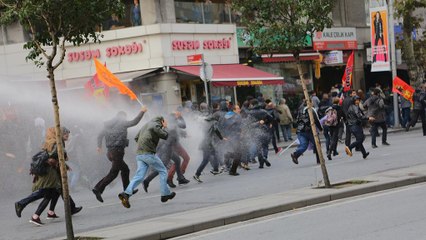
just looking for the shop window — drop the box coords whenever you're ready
[175,0,236,24]
[102,0,142,31]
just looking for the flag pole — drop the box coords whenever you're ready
[136,98,144,106]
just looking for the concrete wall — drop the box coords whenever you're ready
[0,23,238,83]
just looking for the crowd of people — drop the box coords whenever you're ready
[9,82,426,226]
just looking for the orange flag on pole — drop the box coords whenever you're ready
[94,58,138,101]
[392,76,414,103]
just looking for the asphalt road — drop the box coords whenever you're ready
[1,129,425,240]
[171,182,426,240]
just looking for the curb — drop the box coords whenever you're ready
[70,165,426,240]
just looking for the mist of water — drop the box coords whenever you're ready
[0,75,209,201]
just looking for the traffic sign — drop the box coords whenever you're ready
[200,63,213,82]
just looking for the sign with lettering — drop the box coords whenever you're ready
[172,38,232,51]
[313,28,357,50]
[67,42,143,62]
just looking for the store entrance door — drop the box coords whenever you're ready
[236,86,256,105]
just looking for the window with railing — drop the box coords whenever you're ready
[102,0,142,31]
[175,0,241,25]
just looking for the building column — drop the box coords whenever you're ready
[155,72,182,112]
[141,0,176,25]
[352,50,366,91]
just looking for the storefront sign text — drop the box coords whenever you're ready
[67,42,143,62]
[236,80,263,86]
[172,38,231,50]
[313,28,357,50]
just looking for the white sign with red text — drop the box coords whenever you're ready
[313,28,357,50]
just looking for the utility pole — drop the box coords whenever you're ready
[388,0,400,127]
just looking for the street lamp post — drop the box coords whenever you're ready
[388,0,400,127]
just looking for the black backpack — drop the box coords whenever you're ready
[30,150,50,176]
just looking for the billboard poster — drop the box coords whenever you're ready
[370,6,391,72]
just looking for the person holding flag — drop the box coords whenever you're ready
[91,58,148,202]
[92,106,147,203]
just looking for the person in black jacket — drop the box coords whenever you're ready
[92,107,147,203]
[290,101,323,165]
[193,114,226,183]
[248,99,274,168]
[406,86,426,136]
[342,90,357,147]
[345,96,372,159]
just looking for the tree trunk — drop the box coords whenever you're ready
[295,58,331,188]
[47,66,74,240]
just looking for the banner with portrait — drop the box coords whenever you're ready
[370,6,390,72]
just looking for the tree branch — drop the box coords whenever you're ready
[26,19,50,60]
[53,37,66,70]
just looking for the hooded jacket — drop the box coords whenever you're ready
[135,116,168,155]
[98,111,144,149]
[363,95,386,123]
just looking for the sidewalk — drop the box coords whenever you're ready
[62,162,426,240]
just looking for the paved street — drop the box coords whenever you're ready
[171,183,426,240]
[0,129,425,240]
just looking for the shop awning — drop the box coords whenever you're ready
[261,53,320,63]
[171,64,284,87]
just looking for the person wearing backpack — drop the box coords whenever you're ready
[325,97,345,160]
[290,100,323,165]
[15,127,81,226]
[92,107,146,203]
[15,154,61,226]
[406,86,426,136]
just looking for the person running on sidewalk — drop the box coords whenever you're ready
[290,100,323,165]
[15,127,81,225]
[363,88,390,148]
[406,85,426,136]
[342,90,357,147]
[142,111,190,191]
[345,96,371,159]
[118,116,175,208]
[222,104,243,176]
[193,114,227,183]
[92,107,147,203]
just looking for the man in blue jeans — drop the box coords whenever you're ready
[291,102,323,165]
[118,116,176,208]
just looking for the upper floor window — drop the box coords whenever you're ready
[102,0,142,31]
[175,0,241,25]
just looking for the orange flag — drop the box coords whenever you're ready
[392,76,414,103]
[93,58,137,100]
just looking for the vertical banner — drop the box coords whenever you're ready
[370,6,390,72]
[342,51,354,92]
